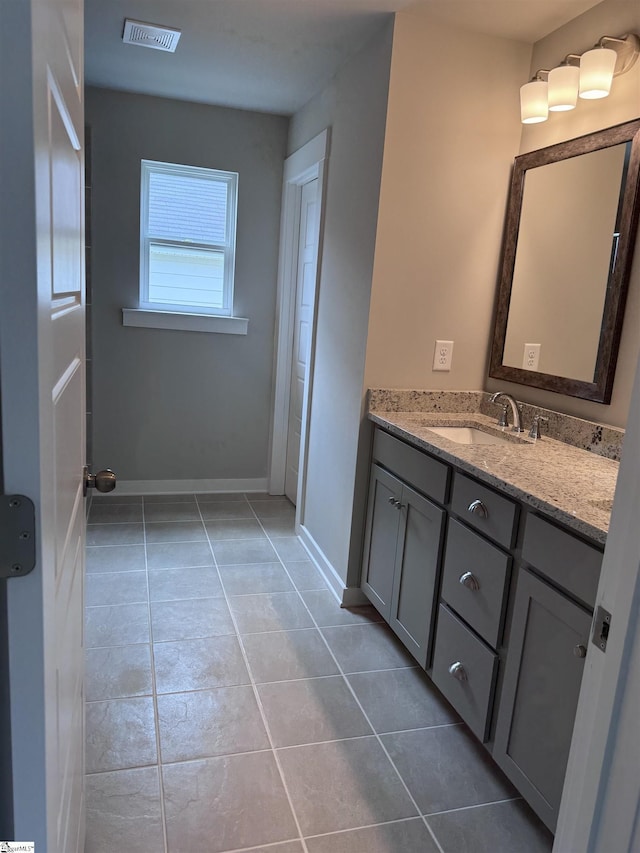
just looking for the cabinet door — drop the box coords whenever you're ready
[389,485,445,668]
[493,568,592,832]
[361,465,402,620]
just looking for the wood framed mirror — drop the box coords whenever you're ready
[489,119,640,403]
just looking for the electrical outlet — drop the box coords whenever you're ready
[433,340,454,371]
[523,343,541,371]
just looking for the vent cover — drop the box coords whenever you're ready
[122,19,181,53]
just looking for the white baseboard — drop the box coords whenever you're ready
[113,478,269,495]
[341,587,369,607]
[296,524,345,604]
[296,526,369,608]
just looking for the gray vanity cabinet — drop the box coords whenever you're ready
[361,430,448,668]
[361,425,605,834]
[492,568,592,832]
[388,485,445,666]
[361,465,403,619]
[361,462,445,667]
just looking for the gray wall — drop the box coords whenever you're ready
[87,88,289,482]
[288,20,394,584]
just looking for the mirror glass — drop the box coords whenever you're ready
[490,120,640,403]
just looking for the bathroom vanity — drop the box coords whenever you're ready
[360,396,619,833]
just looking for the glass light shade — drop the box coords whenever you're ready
[548,65,580,111]
[520,80,548,124]
[579,47,617,99]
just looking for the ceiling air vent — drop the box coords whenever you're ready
[122,19,181,53]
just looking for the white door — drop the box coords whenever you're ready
[285,179,319,504]
[0,0,86,849]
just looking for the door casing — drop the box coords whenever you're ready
[269,129,329,527]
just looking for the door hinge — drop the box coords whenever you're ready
[592,604,612,653]
[0,495,36,579]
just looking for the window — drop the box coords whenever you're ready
[140,160,238,316]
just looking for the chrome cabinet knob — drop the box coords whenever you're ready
[467,499,488,519]
[387,496,402,510]
[573,644,587,659]
[448,661,467,681]
[84,467,117,496]
[459,571,480,591]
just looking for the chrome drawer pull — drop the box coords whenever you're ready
[448,661,467,681]
[459,571,480,591]
[573,644,587,659]
[467,499,488,518]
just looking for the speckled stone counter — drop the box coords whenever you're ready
[368,397,621,545]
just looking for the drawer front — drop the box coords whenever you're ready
[451,472,518,548]
[441,519,512,648]
[373,428,449,505]
[431,604,498,742]
[522,514,602,611]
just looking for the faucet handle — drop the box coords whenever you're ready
[496,403,509,428]
[528,415,549,440]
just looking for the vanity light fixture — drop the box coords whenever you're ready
[519,32,639,124]
[520,76,548,124]
[579,44,617,98]
[548,62,580,111]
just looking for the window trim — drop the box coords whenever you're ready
[139,159,238,317]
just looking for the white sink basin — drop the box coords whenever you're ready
[427,426,516,446]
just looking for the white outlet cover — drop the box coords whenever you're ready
[433,340,453,371]
[523,343,541,371]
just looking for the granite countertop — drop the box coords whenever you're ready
[369,409,619,545]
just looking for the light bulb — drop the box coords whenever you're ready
[579,47,617,99]
[520,79,548,124]
[548,64,580,111]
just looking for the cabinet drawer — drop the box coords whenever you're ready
[451,473,518,548]
[373,429,449,505]
[431,604,498,742]
[441,519,511,648]
[522,514,602,611]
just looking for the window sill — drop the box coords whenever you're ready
[122,308,248,335]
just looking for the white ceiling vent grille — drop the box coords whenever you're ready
[122,19,181,53]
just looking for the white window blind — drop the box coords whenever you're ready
[140,160,238,315]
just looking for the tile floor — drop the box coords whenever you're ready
[84,492,553,853]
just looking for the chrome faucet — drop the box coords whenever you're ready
[488,392,524,433]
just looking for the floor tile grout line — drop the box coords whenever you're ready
[196,495,312,853]
[423,795,523,819]
[300,813,439,842]
[268,724,464,751]
[215,838,302,853]
[141,496,170,853]
[85,746,279,776]
[258,520,447,853]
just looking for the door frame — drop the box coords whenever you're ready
[555,348,640,852]
[268,129,329,525]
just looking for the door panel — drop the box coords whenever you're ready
[390,486,445,668]
[1,0,86,847]
[361,466,402,620]
[493,569,592,831]
[285,178,318,504]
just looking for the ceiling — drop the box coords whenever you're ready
[84,0,603,115]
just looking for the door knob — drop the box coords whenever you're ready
[84,466,117,496]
